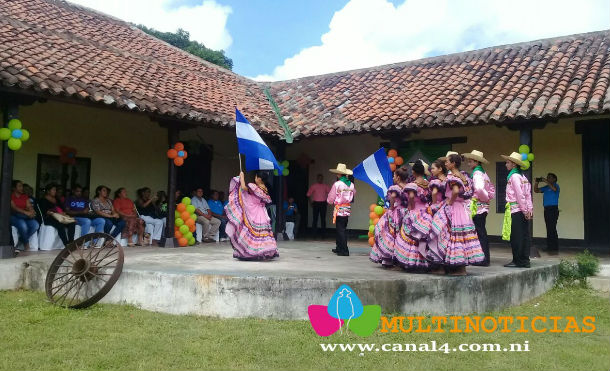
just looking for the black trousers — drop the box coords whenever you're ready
[473,212,489,264]
[510,212,530,266]
[311,201,327,236]
[44,217,76,245]
[335,216,349,253]
[544,206,559,251]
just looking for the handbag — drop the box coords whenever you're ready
[51,212,76,224]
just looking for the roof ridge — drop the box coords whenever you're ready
[43,0,258,86]
[268,29,610,84]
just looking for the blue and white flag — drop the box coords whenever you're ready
[235,108,282,172]
[353,148,393,199]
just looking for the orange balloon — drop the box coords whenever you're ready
[188,224,196,233]
[368,231,374,238]
[369,211,377,219]
[178,237,188,247]
[373,217,380,225]
[167,149,178,159]
[177,203,186,212]
[174,225,179,232]
[368,237,375,246]
[180,211,190,221]
[369,204,376,212]
[388,149,398,158]
[182,151,188,159]
[174,230,183,239]
[185,218,195,227]
[174,142,184,151]
[390,163,397,172]
[395,156,404,166]
[174,157,184,166]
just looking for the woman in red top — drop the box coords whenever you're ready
[10,180,39,251]
[113,188,145,246]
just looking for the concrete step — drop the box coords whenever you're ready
[589,277,610,293]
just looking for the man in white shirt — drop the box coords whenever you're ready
[192,188,221,243]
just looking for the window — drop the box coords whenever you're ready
[495,162,508,213]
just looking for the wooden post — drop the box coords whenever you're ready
[520,128,540,258]
[162,126,179,247]
[0,103,18,258]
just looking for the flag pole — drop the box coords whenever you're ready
[238,153,243,173]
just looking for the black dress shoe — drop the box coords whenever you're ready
[518,262,531,268]
[504,262,518,267]
[331,249,338,254]
[337,251,350,256]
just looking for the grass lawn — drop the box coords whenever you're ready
[0,287,607,371]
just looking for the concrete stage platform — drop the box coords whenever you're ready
[0,241,559,319]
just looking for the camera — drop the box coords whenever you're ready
[535,177,545,182]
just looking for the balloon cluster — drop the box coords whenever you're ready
[386,149,404,172]
[167,142,188,166]
[517,144,535,171]
[174,197,197,246]
[367,199,385,246]
[273,160,290,176]
[0,119,30,151]
[59,146,77,165]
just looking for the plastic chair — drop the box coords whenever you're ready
[35,204,64,251]
[11,226,39,251]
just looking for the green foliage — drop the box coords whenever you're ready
[136,25,233,70]
[557,250,601,287]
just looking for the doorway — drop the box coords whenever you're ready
[177,143,213,196]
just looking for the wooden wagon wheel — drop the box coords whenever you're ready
[45,233,124,309]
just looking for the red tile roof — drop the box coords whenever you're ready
[0,0,279,134]
[0,0,609,139]
[269,30,610,137]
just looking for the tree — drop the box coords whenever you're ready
[136,25,233,70]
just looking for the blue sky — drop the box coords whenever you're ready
[70,0,610,81]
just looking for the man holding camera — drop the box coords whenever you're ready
[534,173,560,254]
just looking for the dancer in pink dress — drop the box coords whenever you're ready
[225,171,279,261]
[429,154,485,275]
[426,159,448,274]
[394,161,432,272]
[370,166,409,268]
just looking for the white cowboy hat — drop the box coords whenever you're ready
[407,160,431,176]
[501,152,525,167]
[438,151,459,161]
[462,150,489,164]
[329,163,353,175]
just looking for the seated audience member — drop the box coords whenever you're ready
[283,197,298,240]
[113,188,145,247]
[10,180,39,251]
[38,183,76,245]
[207,190,228,242]
[65,185,105,237]
[91,185,125,238]
[192,188,220,243]
[136,187,165,246]
[154,191,168,219]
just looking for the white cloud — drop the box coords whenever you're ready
[67,0,233,50]
[252,0,610,81]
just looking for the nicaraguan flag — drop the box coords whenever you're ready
[353,148,393,199]
[235,108,283,171]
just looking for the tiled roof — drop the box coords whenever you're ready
[0,0,279,134]
[0,1,609,139]
[269,30,610,137]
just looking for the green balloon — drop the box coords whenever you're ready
[7,138,21,151]
[20,129,29,142]
[527,153,534,162]
[186,205,195,213]
[282,168,290,176]
[369,225,375,233]
[281,160,289,168]
[518,144,530,154]
[184,231,193,240]
[369,218,373,225]
[175,210,181,218]
[7,119,21,131]
[181,197,191,206]
[179,224,189,234]
[0,128,10,141]
[175,218,184,227]
[188,237,196,245]
[374,205,384,216]
[520,160,530,170]
[273,169,279,176]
